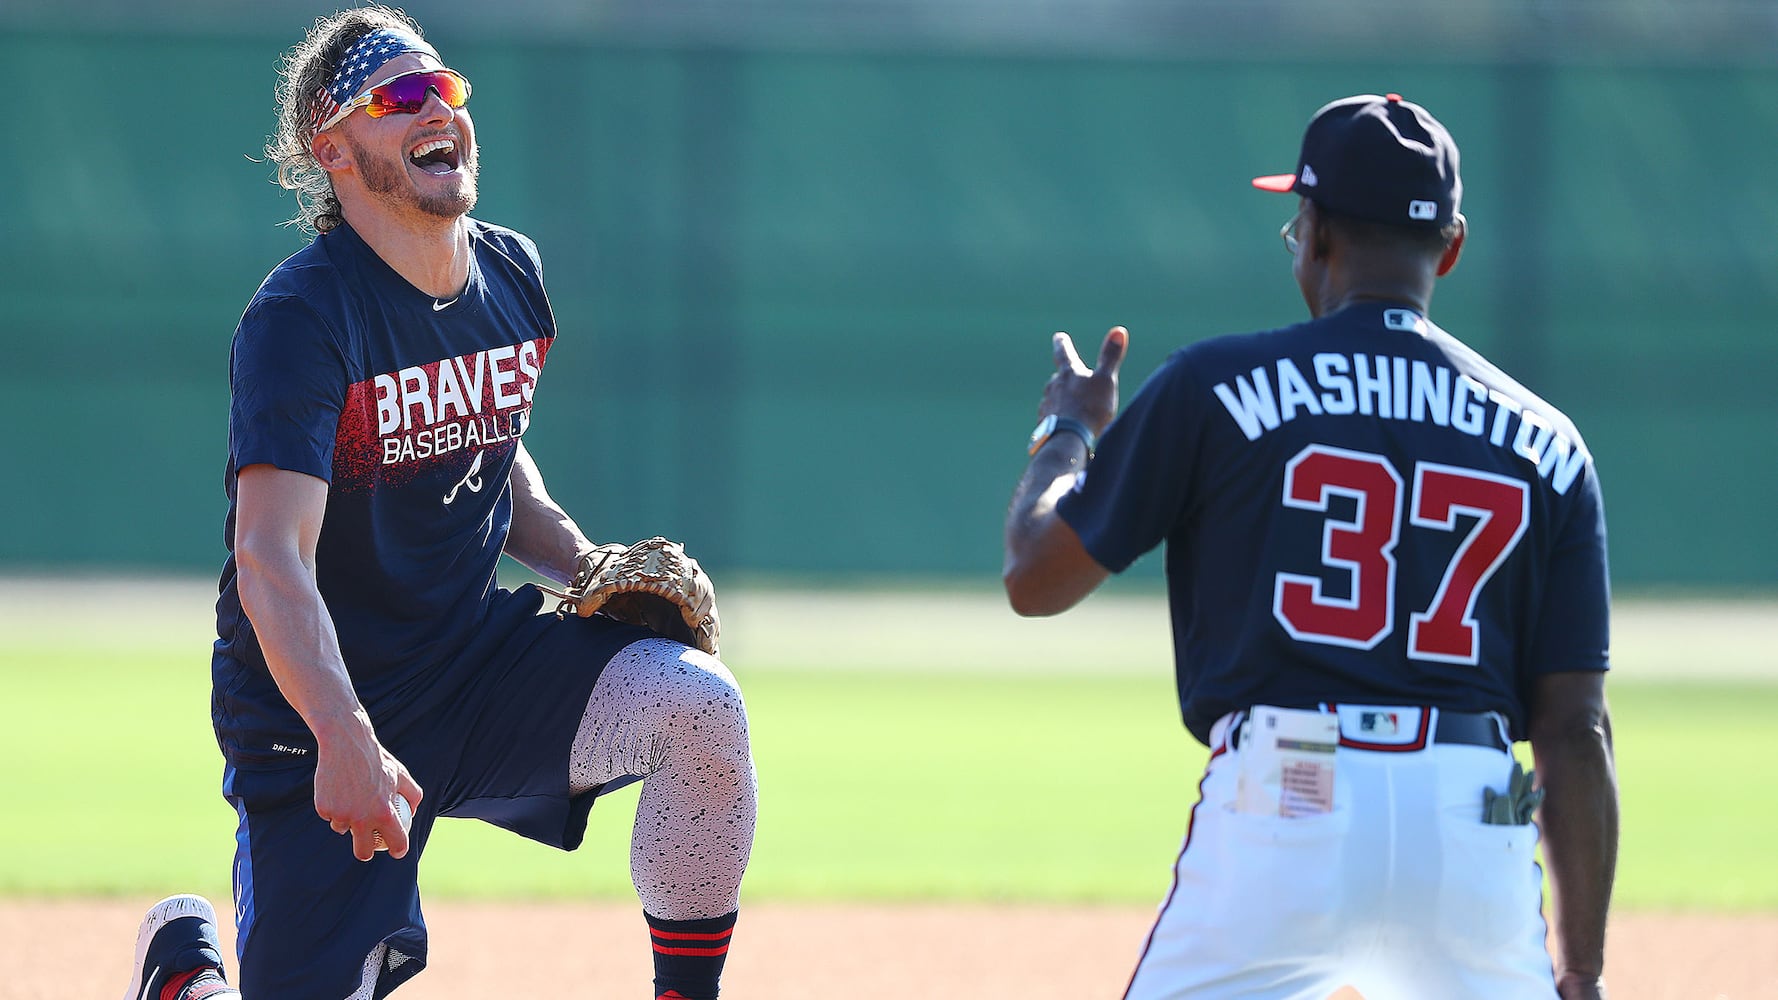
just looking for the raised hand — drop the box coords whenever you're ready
[1041,326,1128,434]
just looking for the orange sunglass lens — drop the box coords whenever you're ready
[363,71,470,118]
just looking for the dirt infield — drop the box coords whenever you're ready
[17,899,1776,999]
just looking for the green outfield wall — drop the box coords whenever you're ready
[2,29,1773,585]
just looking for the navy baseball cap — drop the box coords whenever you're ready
[1252,93,1461,227]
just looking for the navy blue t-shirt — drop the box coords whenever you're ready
[1057,302,1610,745]
[213,219,556,765]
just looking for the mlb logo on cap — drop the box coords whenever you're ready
[1252,93,1462,228]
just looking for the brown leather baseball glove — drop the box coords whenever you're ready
[540,537,721,656]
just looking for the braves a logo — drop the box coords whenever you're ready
[444,450,485,505]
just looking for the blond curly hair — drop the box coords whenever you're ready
[264,5,425,233]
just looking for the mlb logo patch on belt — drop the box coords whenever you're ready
[1334,705,1431,750]
[1359,710,1401,735]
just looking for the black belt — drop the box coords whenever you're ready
[1226,708,1509,753]
[1419,710,1511,752]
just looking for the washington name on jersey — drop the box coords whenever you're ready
[1211,349,1587,495]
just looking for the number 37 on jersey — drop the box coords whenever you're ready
[1273,443,1529,666]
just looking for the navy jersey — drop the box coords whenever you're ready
[213,219,555,764]
[1057,302,1609,745]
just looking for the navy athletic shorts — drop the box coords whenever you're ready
[221,584,656,999]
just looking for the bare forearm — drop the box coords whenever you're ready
[506,493,590,584]
[1533,709,1618,986]
[235,547,372,751]
[1002,440,1104,616]
[1005,444,1087,564]
[505,445,593,585]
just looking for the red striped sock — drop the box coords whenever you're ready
[160,968,238,1000]
[646,910,737,1000]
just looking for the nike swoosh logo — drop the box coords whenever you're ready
[140,966,160,1000]
[432,297,458,311]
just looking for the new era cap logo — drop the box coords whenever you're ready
[1300,164,1319,187]
[1408,200,1438,220]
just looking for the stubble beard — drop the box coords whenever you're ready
[347,133,480,221]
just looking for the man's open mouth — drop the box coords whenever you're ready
[409,137,460,174]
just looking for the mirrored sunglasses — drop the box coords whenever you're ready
[318,68,471,133]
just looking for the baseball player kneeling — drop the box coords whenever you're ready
[120,8,755,1000]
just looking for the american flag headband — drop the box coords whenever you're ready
[307,27,440,137]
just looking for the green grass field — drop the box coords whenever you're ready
[1,582,1773,911]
